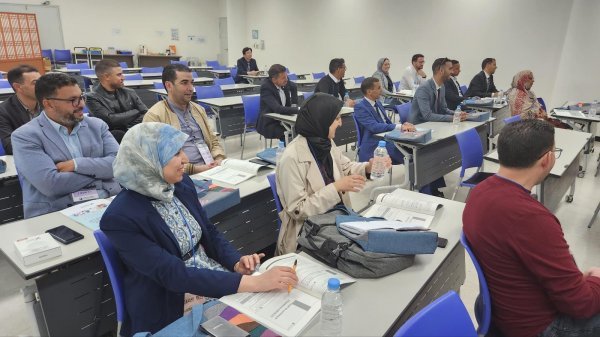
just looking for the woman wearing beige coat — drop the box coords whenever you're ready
[275,93,386,255]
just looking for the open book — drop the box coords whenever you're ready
[196,158,269,185]
[219,253,355,336]
[362,193,442,230]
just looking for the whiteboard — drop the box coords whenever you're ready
[0,3,64,50]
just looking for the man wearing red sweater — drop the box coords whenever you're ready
[463,119,600,337]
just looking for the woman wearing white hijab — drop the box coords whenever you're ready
[100,123,297,336]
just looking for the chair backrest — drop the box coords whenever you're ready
[230,67,238,78]
[118,62,128,68]
[195,85,224,100]
[455,128,485,178]
[242,95,261,127]
[80,69,95,75]
[53,49,72,63]
[352,113,363,148]
[460,232,491,335]
[124,73,143,81]
[0,80,11,89]
[303,92,314,100]
[287,73,298,81]
[153,82,165,89]
[191,71,198,79]
[503,115,521,124]
[266,173,282,229]
[66,62,90,70]
[141,66,163,73]
[206,60,220,68]
[394,102,412,124]
[460,85,468,95]
[312,72,325,80]
[83,104,90,115]
[394,81,400,92]
[41,49,53,61]
[93,230,126,322]
[394,291,477,337]
[354,76,365,84]
[0,141,5,156]
[215,77,234,85]
[537,97,547,111]
[170,60,188,66]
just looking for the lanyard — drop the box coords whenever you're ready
[173,200,198,268]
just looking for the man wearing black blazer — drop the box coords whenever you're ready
[314,58,355,107]
[465,58,499,98]
[257,64,299,140]
[235,47,259,84]
[444,59,465,110]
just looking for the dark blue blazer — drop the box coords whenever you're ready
[100,175,242,336]
[354,98,403,164]
[235,57,259,83]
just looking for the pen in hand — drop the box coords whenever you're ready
[288,259,297,294]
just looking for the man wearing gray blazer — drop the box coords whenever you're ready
[12,73,121,218]
[409,57,467,125]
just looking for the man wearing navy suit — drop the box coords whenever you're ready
[409,57,467,125]
[257,64,299,141]
[465,58,499,98]
[354,77,415,163]
[235,47,259,84]
[12,73,121,218]
[444,59,465,110]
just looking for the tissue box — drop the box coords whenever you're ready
[385,128,432,144]
[14,233,62,266]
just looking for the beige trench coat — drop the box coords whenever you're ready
[275,135,368,255]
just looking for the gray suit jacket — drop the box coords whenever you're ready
[409,78,454,124]
[11,113,121,218]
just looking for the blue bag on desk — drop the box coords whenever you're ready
[256,147,277,165]
[335,215,438,255]
[466,111,491,122]
[384,128,432,144]
[463,98,494,107]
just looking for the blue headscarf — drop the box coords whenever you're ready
[113,122,188,201]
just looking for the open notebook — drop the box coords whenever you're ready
[362,193,442,230]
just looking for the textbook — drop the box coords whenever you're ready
[362,193,442,230]
[196,158,270,185]
[219,253,356,336]
[191,179,240,218]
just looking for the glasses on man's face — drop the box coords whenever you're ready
[46,95,86,107]
[537,147,562,160]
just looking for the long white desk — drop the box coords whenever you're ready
[0,155,22,223]
[484,128,590,212]
[208,69,232,78]
[122,77,213,89]
[148,83,259,98]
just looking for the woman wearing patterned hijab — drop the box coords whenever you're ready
[274,93,388,255]
[372,57,398,104]
[100,123,297,336]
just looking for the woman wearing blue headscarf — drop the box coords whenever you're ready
[100,123,297,336]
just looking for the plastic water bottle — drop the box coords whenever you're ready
[589,100,598,116]
[320,278,342,336]
[343,92,350,104]
[370,140,388,180]
[275,140,285,164]
[453,105,462,125]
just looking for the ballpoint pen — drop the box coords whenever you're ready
[288,259,297,294]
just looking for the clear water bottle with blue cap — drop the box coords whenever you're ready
[453,104,462,125]
[371,140,388,180]
[320,278,342,336]
[275,140,285,165]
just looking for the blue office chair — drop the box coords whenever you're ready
[118,62,128,68]
[0,141,5,156]
[394,291,477,337]
[191,71,199,79]
[537,97,547,111]
[354,76,365,84]
[93,230,126,326]
[240,95,260,159]
[83,104,90,115]
[312,72,325,80]
[124,73,143,81]
[153,82,165,89]
[66,63,90,70]
[303,92,314,100]
[0,80,11,89]
[394,81,400,92]
[503,115,521,124]
[206,60,220,68]
[53,49,72,66]
[395,102,412,124]
[230,67,238,79]
[195,85,224,100]
[287,73,298,81]
[452,128,494,200]
[80,69,95,75]
[215,77,234,86]
[41,49,53,62]
[170,60,188,66]
[266,173,283,230]
[460,85,468,96]
[351,113,364,160]
[141,67,163,74]
[460,232,492,336]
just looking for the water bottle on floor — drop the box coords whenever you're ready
[453,105,462,125]
[320,278,343,336]
[275,140,285,165]
[371,141,388,180]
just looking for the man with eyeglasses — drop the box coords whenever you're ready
[11,73,121,218]
[463,119,600,337]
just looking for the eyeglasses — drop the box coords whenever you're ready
[46,95,86,107]
[537,147,562,160]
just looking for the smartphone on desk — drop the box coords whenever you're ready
[46,225,84,244]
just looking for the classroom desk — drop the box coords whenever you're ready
[0,155,22,224]
[208,69,231,78]
[292,79,319,92]
[484,128,591,212]
[463,102,510,149]
[389,90,414,103]
[382,121,489,190]
[0,166,279,337]
[122,77,213,89]
[240,73,268,84]
[0,87,14,100]
[148,83,260,99]
[137,54,181,67]
[73,53,135,68]
[265,106,357,146]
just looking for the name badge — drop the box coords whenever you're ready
[71,189,100,203]
[194,141,214,165]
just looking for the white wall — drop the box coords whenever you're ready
[2,0,222,62]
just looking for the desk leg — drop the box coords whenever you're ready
[588,200,600,228]
[391,142,413,190]
[278,121,294,146]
